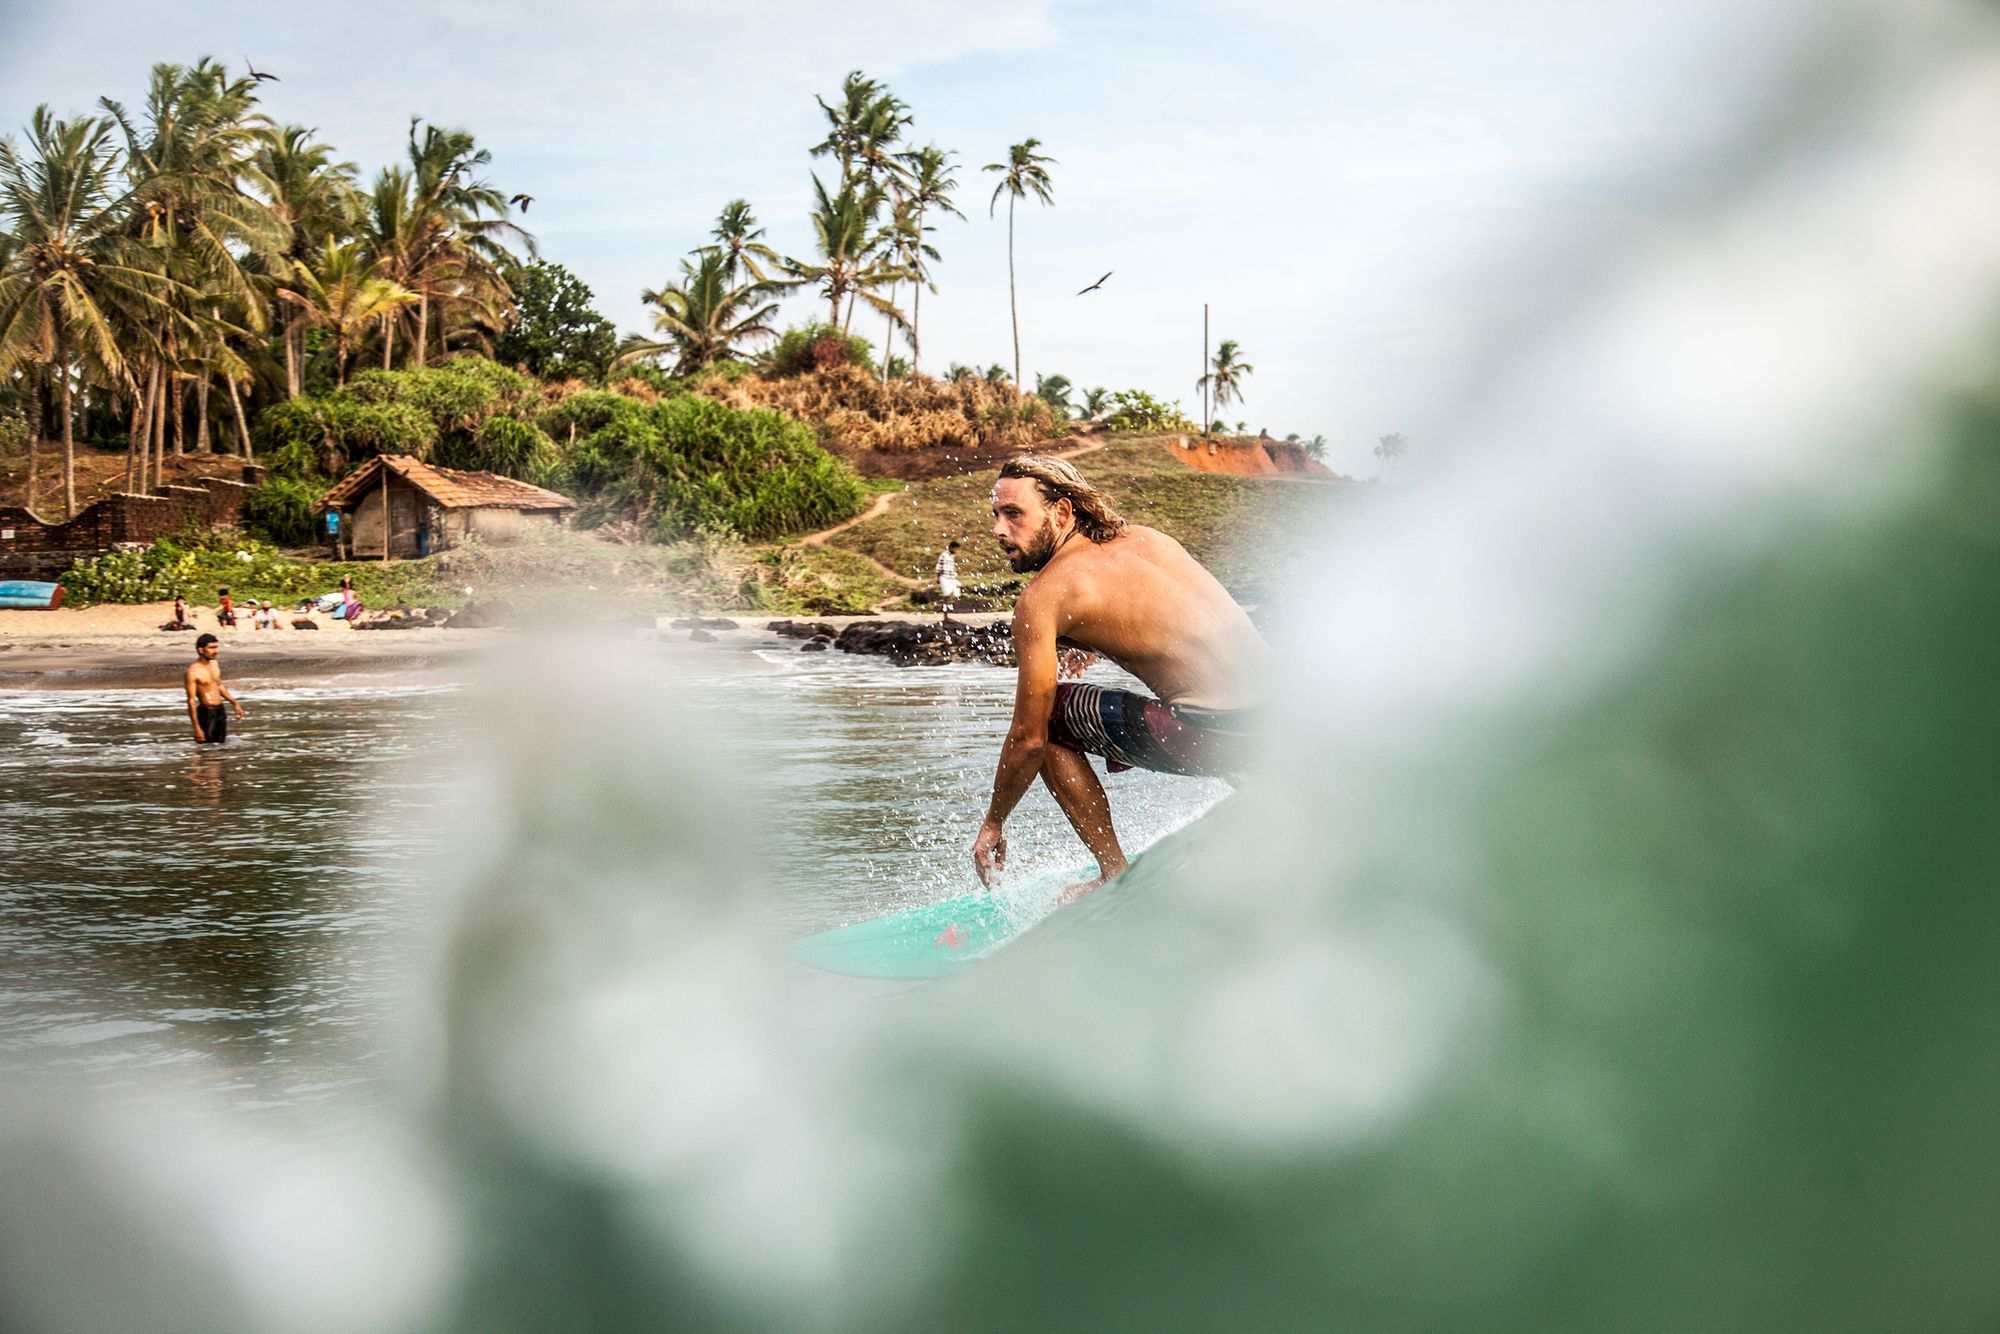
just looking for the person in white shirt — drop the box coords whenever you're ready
[935,540,962,623]
[253,600,279,630]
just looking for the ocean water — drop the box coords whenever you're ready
[0,644,1222,1109]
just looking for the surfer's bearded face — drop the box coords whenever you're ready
[991,479,1065,573]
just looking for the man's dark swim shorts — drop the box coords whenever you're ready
[196,702,229,744]
[1046,681,1254,778]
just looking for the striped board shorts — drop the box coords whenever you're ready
[1046,681,1255,779]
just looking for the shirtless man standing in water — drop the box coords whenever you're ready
[184,633,246,744]
[973,454,1264,897]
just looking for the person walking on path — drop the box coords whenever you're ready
[184,633,246,744]
[935,541,962,623]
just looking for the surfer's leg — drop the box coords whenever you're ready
[1039,744,1128,885]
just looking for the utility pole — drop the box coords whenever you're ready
[1202,303,1210,439]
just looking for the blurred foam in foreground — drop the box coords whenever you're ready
[6,0,2000,1329]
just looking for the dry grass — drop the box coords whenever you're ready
[697,366,1072,456]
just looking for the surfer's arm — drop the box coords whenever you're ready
[973,596,1061,884]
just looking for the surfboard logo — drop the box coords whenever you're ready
[934,923,968,950]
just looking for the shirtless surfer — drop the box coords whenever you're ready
[184,633,246,744]
[972,454,1264,898]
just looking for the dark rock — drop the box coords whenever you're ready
[672,616,737,630]
[800,638,829,652]
[444,600,514,629]
[689,629,717,643]
[768,619,839,641]
[833,619,1014,668]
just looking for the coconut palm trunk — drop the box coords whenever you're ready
[226,377,252,458]
[57,336,76,518]
[1006,191,1020,388]
[124,390,144,493]
[24,369,43,513]
[285,315,303,397]
[196,378,212,454]
[151,361,167,492]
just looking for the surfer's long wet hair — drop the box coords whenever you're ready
[998,455,1127,543]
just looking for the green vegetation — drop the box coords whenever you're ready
[493,260,618,381]
[551,392,864,540]
[766,323,876,377]
[1103,389,1197,433]
[239,476,326,546]
[255,355,548,481]
[58,533,462,608]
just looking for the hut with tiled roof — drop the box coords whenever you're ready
[316,454,577,560]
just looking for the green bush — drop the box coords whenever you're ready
[765,323,875,377]
[1104,389,1197,432]
[254,358,539,480]
[240,476,328,547]
[575,394,864,540]
[61,534,462,609]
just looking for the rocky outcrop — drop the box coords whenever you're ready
[831,619,1014,667]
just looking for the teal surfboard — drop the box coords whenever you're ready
[788,862,1090,980]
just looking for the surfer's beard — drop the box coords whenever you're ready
[1002,517,1060,573]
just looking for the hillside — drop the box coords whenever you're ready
[815,434,1360,607]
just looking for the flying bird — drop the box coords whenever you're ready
[1076,271,1113,295]
[243,58,278,83]
[510,194,535,212]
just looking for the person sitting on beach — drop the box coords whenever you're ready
[972,454,1265,901]
[160,596,194,632]
[253,600,278,630]
[216,587,237,627]
[184,633,246,745]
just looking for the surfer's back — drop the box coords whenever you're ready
[1027,524,1263,711]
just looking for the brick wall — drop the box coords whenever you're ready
[0,468,263,578]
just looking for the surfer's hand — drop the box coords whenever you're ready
[972,820,1007,887]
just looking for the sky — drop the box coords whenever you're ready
[0,0,1810,476]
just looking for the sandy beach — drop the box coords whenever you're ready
[0,601,511,687]
[0,601,1008,687]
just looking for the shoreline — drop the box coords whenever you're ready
[0,602,1011,688]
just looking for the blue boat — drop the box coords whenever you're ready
[0,580,64,610]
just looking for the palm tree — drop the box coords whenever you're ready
[984,137,1055,389]
[0,109,176,516]
[1374,432,1409,477]
[781,175,909,339]
[278,238,417,387]
[704,200,781,285]
[983,364,1010,384]
[880,196,938,381]
[895,144,962,373]
[1034,372,1074,416]
[1304,433,1328,462]
[812,71,910,194]
[103,59,286,482]
[371,121,533,368]
[1080,385,1111,421]
[615,249,780,375]
[251,124,359,396]
[1197,339,1255,427]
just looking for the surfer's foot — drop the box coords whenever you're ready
[1057,876,1105,906]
